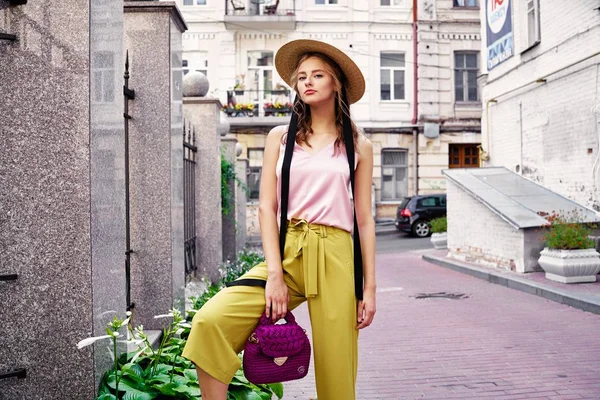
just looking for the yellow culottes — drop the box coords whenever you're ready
[182,219,358,400]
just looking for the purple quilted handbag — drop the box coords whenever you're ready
[243,312,311,385]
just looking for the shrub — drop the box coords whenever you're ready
[221,154,248,216]
[430,217,447,234]
[79,248,276,400]
[542,212,595,250]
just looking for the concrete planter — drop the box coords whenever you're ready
[430,232,448,250]
[538,248,600,283]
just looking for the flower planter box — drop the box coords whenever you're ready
[430,232,447,250]
[264,107,292,116]
[538,248,600,283]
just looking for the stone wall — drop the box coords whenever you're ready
[447,180,527,272]
[0,0,126,397]
[481,0,600,210]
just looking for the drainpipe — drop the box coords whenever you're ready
[412,0,419,195]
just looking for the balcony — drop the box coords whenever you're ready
[224,0,296,30]
[221,89,294,125]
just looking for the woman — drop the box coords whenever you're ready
[183,39,376,400]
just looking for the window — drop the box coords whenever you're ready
[92,51,115,103]
[381,0,403,5]
[248,149,264,200]
[381,149,408,200]
[183,53,208,76]
[449,144,480,168]
[454,52,479,102]
[417,197,439,208]
[315,0,338,4]
[380,53,405,101]
[526,0,541,48]
[183,0,207,5]
[248,51,274,109]
[453,0,478,7]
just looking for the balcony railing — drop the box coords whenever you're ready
[225,0,295,16]
[222,89,294,118]
[224,0,296,30]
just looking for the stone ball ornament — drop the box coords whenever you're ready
[218,112,230,136]
[183,71,209,97]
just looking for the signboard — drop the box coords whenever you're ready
[486,0,513,70]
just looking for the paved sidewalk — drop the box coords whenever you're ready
[282,250,600,399]
[422,249,600,315]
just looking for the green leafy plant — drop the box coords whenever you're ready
[221,154,248,216]
[540,211,596,250]
[80,249,272,400]
[430,217,447,234]
[191,248,264,310]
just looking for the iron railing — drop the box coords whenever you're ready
[225,0,296,16]
[222,89,294,117]
[123,51,136,311]
[183,121,198,277]
[0,368,26,381]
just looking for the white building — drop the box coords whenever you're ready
[178,0,482,233]
[480,0,600,209]
[441,1,600,274]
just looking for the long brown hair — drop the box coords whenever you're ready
[285,52,360,153]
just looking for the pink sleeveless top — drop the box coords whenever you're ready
[276,139,357,233]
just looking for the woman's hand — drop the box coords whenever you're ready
[356,287,376,329]
[265,273,289,322]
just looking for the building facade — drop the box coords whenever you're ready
[178,0,482,233]
[479,0,600,209]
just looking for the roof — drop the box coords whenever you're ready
[442,167,600,229]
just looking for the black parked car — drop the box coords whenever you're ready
[395,194,447,237]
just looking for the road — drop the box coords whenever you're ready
[375,229,432,254]
[282,233,600,399]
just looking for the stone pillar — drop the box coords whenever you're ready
[221,136,239,263]
[236,155,249,254]
[182,95,223,283]
[0,0,126,397]
[124,1,187,329]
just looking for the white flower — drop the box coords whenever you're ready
[153,313,174,319]
[112,332,121,338]
[186,309,198,317]
[125,311,132,317]
[175,328,185,336]
[177,322,192,329]
[120,318,130,327]
[130,347,147,364]
[76,335,113,350]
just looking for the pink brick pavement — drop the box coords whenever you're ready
[281,251,600,400]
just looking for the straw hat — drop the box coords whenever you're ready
[275,39,365,104]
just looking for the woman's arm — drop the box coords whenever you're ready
[258,125,289,322]
[353,135,376,329]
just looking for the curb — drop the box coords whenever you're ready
[422,253,600,316]
[376,228,400,236]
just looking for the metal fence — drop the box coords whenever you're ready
[183,120,198,277]
[124,51,136,311]
[222,89,294,117]
[225,0,296,16]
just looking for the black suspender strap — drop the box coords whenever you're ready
[279,101,299,259]
[341,87,364,301]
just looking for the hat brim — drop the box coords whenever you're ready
[275,39,365,105]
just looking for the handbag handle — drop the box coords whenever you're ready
[259,311,297,326]
[279,92,364,300]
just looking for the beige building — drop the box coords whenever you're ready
[178,0,482,232]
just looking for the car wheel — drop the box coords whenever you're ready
[411,220,430,238]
